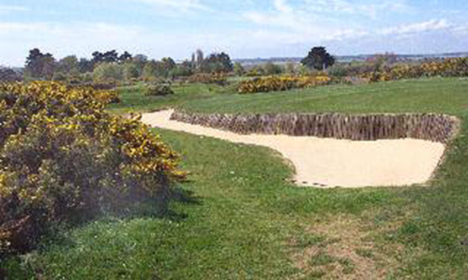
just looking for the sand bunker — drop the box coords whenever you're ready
[142,110,447,188]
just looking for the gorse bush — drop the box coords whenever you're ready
[0,82,184,256]
[144,84,175,96]
[68,82,120,103]
[364,57,468,82]
[238,75,331,94]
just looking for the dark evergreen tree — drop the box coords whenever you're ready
[301,47,335,70]
[25,48,56,80]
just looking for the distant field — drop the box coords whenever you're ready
[4,78,468,279]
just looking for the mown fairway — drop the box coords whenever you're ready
[3,78,468,279]
[182,78,468,115]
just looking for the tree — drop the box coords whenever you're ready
[191,53,196,69]
[103,50,119,63]
[92,50,119,64]
[195,49,204,70]
[77,58,94,73]
[169,61,193,78]
[119,51,133,63]
[93,63,124,83]
[161,57,176,72]
[301,47,335,71]
[132,54,148,74]
[285,62,297,74]
[0,67,22,82]
[367,52,398,71]
[56,55,78,74]
[233,62,245,76]
[263,62,283,75]
[123,63,140,81]
[201,52,233,73]
[142,58,176,79]
[92,51,104,64]
[142,60,159,81]
[25,48,56,80]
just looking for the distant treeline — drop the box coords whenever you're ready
[0,48,236,84]
[1,47,466,84]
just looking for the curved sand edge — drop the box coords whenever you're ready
[142,110,446,188]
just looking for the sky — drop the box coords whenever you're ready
[0,0,467,66]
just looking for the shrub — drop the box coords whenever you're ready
[233,63,245,76]
[68,82,120,104]
[93,63,124,84]
[96,88,121,104]
[0,68,23,82]
[327,64,350,77]
[363,58,468,82]
[123,63,141,81]
[89,82,117,90]
[52,71,68,82]
[238,75,331,94]
[168,65,193,79]
[245,67,264,77]
[0,82,184,256]
[187,73,228,85]
[263,62,283,75]
[144,84,174,96]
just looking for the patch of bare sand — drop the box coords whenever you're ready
[142,110,446,188]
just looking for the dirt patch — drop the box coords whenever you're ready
[289,214,405,279]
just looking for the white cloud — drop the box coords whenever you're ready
[303,0,411,19]
[273,0,293,13]
[242,0,464,52]
[243,0,368,43]
[0,0,466,66]
[0,5,28,14]
[379,19,451,35]
[451,24,468,36]
[125,0,211,13]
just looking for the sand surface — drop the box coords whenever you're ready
[142,110,446,188]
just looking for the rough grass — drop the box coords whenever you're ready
[108,82,236,114]
[2,78,468,279]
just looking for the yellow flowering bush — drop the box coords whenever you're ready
[0,82,184,255]
[364,58,468,82]
[238,75,331,94]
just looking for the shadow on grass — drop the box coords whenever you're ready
[127,185,203,222]
[0,182,203,276]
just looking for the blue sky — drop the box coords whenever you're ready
[0,0,467,66]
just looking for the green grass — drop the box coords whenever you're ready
[108,82,236,114]
[3,78,468,279]
[182,77,468,115]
